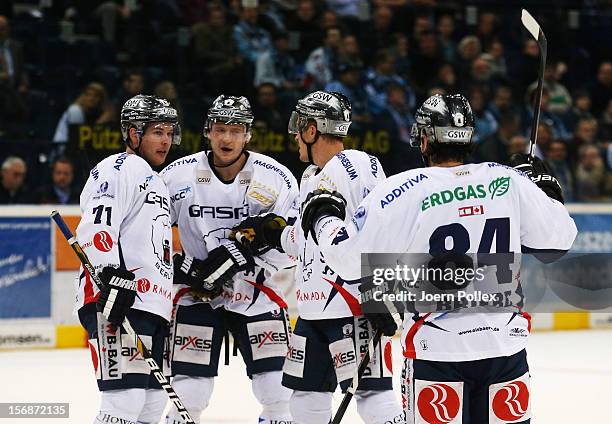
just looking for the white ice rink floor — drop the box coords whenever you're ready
[1,329,611,423]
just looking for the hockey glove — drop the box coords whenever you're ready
[96,267,137,326]
[359,276,400,337]
[301,189,347,243]
[173,253,223,298]
[508,154,564,203]
[231,213,288,255]
[193,242,255,291]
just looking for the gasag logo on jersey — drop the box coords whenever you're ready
[247,321,288,360]
[247,181,278,207]
[421,184,486,211]
[145,191,170,212]
[173,324,213,365]
[381,174,428,209]
[488,177,511,199]
[171,186,192,203]
[189,204,250,219]
[93,231,113,252]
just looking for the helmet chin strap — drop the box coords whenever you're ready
[300,128,321,166]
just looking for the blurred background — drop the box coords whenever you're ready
[0,0,611,203]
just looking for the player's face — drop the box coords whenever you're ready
[138,122,174,167]
[295,123,317,163]
[209,122,249,165]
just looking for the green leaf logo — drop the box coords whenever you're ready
[489,177,511,198]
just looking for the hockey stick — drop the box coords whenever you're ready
[330,329,383,424]
[51,210,196,424]
[521,9,548,160]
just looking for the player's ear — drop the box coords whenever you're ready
[420,131,428,155]
[129,127,141,148]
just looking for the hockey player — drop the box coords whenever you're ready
[232,91,405,424]
[75,94,181,424]
[301,93,578,423]
[162,95,298,424]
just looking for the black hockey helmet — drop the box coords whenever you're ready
[410,94,474,147]
[120,94,181,145]
[204,95,254,140]
[288,91,352,137]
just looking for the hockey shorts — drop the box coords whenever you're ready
[282,316,394,393]
[169,302,291,378]
[402,349,531,424]
[78,303,169,391]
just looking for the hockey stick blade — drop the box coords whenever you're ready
[50,210,196,424]
[521,9,548,159]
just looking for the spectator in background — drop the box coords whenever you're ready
[475,12,499,49]
[508,135,528,157]
[514,39,540,93]
[154,81,183,125]
[390,33,410,81]
[252,82,286,133]
[31,157,78,204]
[432,63,458,94]
[360,6,394,63]
[0,156,27,204]
[337,34,363,69]
[254,31,299,91]
[545,140,574,202]
[485,40,507,78]
[456,35,482,82]
[0,15,27,133]
[563,90,594,133]
[465,54,494,97]
[600,98,612,141]
[411,29,445,91]
[569,117,599,162]
[378,83,422,174]
[304,26,343,90]
[476,112,520,164]
[325,62,370,129]
[53,82,114,145]
[470,86,498,144]
[525,88,570,141]
[528,60,572,114]
[589,62,612,118]
[437,14,457,63]
[575,144,612,201]
[113,69,145,119]
[285,0,321,62]
[533,122,554,159]
[488,84,520,123]
[364,49,414,115]
[192,5,245,94]
[233,0,273,64]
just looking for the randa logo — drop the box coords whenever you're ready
[417,383,461,423]
[492,380,529,421]
[93,231,113,252]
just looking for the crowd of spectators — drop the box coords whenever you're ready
[0,0,611,202]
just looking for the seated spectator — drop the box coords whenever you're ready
[233,0,273,64]
[192,5,246,94]
[285,0,322,62]
[437,14,457,63]
[377,83,422,174]
[338,34,363,69]
[589,62,612,117]
[325,62,370,129]
[575,144,612,201]
[154,81,183,125]
[469,86,498,144]
[456,36,482,82]
[600,98,612,141]
[360,6,394,62]
[431,63,458,94]
[31,157,78,204]
[254,31,299,91]
[476,112,520,164]
[476,12,500,49]
[545,140,574,202]
[113,69,145,119]
[304,26,343,90]
[411,29,445,91]
[0,156,27,204]
[252,83,287,133]
[0,15,28,134]
[527,60,572,115]
[485,40,507,78]
[390,33,410,81]
[508,135,529,157]
[563,90,594,133]
[364,49,414,115]
[524,88,570,141]
[53,82,114,145]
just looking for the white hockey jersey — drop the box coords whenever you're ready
[75,152,173,321]
[280,149,386,319]
[161,151,299,316]
[315,162,577,361]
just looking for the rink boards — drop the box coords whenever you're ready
[0,204,611,350]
